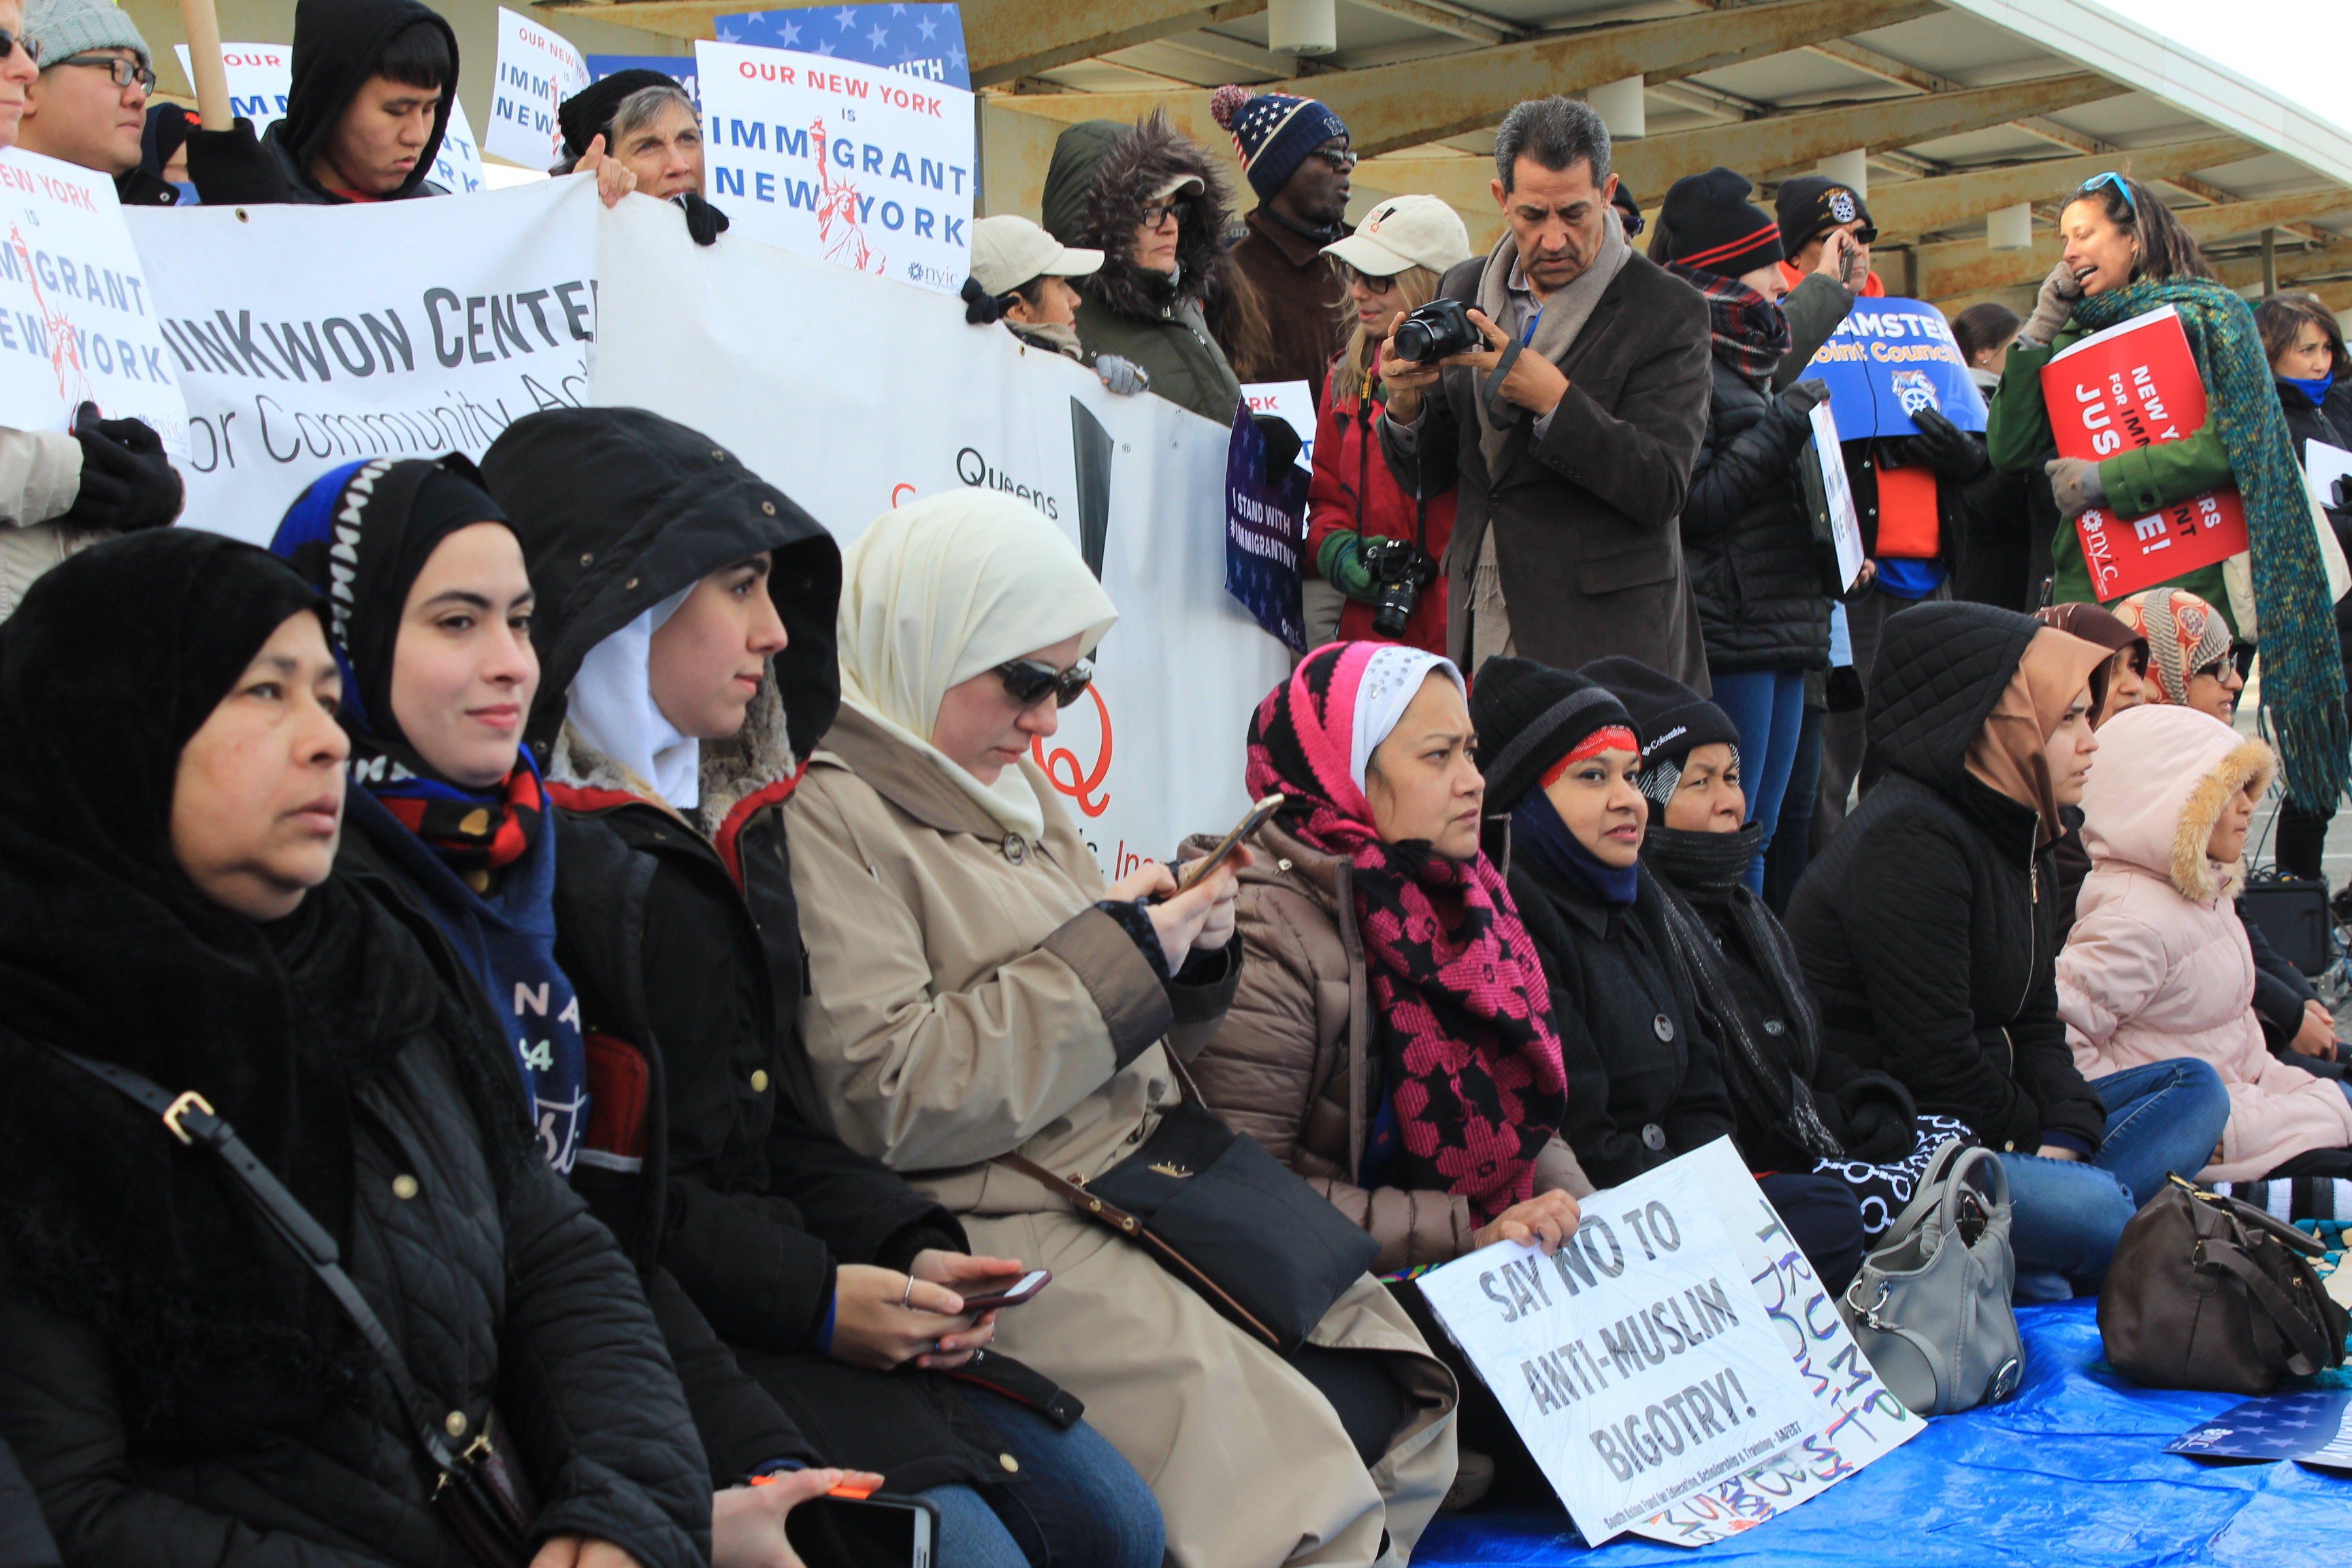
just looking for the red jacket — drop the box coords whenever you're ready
[1305,369,1456,655]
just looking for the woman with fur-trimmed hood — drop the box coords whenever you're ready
[2059,702,2352,1188]
[1041,113,1252,424]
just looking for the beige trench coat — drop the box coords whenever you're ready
[0,428,91,622]
[787,706,1458,1567]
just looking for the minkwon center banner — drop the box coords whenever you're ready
[695,38,975,295]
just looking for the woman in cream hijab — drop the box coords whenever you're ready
[789,490,1458,1568]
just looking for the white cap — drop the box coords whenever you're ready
[970,215,1105,297]
[1322,195,1472,277]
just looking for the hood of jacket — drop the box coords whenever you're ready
[2080,702,2276,902]
[268,0,456,201]
[481,408,842,772]
[1043,112,1232,319]
[1864,600,2042,808]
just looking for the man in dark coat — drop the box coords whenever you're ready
[1378,95,1713,687]
[186,0,457,206]
[1210,84,1354,395]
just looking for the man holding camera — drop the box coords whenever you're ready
[1378,95,1712,685]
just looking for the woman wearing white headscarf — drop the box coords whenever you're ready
[789,491,1458,1568]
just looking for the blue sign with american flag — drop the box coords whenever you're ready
[715,4,968,88]
[2170,1390,2352,1470]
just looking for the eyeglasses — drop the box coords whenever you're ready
[53,52,156,92]
[1311,147,1358,173]
[2079,172,2136,215]
[1139,201,1184,230]
[0,29,41,65]
[996,655,1094,710]
[1344,265,1397,293]
[2191,658,2233,684]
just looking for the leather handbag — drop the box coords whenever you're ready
[2099,1175,2348,1396]
[998,1058,1377,1356]
[1838,1139,2025,1415]
[46,1047,540,1568]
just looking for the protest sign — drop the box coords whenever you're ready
[2172,1390,2352,1471]
[697,39,975,295]
[488,7,591,169]
[1243,378,1316,470]
[586,53,698,105]
[1225,405,1307,651]
[174,41,487,194]
[1799,297,1986,438]
[717,3,970,88]
[2310,438,2352,506]
[1803,400,1865,591]
[0,148,186,461]
[125,175,599,543]
[1416,1149,1821,1544]
[1626,1139,1923,1545]
[591,197,1288,875]
[2043,305,2247,602]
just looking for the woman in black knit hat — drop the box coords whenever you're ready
[1470,656,1868,1291]
[553,69,729,244]
[1586,655,1970,1252]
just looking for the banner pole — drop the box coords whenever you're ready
[177,0,233,131]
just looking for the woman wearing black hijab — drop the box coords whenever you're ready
[0,531,709,1568]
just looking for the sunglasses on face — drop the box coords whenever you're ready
[1311,147,1358,173]
[2191,659,2232,684]
[1617,210,1645,238]
[996,655,1094,710]
[0,29,41,64]
[54,52,155,91]
[2080,172,2137,215]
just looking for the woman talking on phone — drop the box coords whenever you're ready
[785,491,1458,1568]
[1984,172,2348,834]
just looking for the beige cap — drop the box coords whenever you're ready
[970,215,1105,297]
[1147,172,1207,203]
[1323,195,1472,277]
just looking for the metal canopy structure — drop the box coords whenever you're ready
[536,0,2352,312]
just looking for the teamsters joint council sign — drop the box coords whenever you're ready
[1418,1149,1821,1544]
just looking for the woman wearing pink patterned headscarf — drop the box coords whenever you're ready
[2114,586,2243,719]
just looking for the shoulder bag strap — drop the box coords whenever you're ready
[2199,1240,2338,1376]
[42,1045,472,1474]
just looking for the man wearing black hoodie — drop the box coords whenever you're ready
[186,0,457,206]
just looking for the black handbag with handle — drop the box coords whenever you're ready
[45,1047,540,1568]
[998,1058,1377,1356]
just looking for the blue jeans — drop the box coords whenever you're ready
[970,1392,1164,1568]
[1763,699,1823,916]
[1708,668,1808,893]
[1999,1058,2232,1301]
[920,1484,1031,1568]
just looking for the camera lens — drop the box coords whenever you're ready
[1394,320,1433,363]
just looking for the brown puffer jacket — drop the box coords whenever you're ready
[1190,818,1590,1274]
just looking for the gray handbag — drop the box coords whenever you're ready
[1837,1139,2025,1415]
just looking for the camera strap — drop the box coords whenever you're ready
[1480,338,1527,435]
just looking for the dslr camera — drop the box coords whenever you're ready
[1358,537,1439,639]
[1391,298,1482,365]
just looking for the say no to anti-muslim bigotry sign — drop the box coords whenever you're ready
[716,3,970,88]
[488,7,591,169]
[173,42,489,195]
[0,148,187,462]
[1418,1147,1822,1544]
[695,39,975,295]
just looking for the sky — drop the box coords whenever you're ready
[2101,0,2352,137]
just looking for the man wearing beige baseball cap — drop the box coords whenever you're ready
[962,214,1150,395]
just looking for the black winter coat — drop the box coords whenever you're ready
[0,944,710,1568]
[0,1439,56,1568]
[1785,602,2106,1155]
[1508,861,1736,1189]
[2277,379,2352,564]
[1948,368,2038,610]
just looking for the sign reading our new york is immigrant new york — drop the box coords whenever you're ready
[695,39,974,295]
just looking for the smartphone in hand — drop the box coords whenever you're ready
[1163,794,1285,899]
[958,1268,1052,1312]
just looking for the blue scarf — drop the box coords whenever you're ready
[1511,788,1639,907]
[2285,372,2336,408]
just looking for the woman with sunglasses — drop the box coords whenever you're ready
[785,490,1460,1568]
[1303,195,1472,655]
[1987,172,2347,841]
[482,411,1166,1568]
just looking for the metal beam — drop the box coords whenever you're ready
[985,0,1936,158]
[1348,0,1522,48]
[2213,242,2352,293]
[1866,137,2249,238]
[2278,278,2352,313]
[1806,38,1961,95]
[1912,193,2352,298]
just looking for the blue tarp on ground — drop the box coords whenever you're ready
[1418,1301,2352,1566]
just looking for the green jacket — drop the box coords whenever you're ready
[1985,321,2237,627]
[1071,290,1243,428]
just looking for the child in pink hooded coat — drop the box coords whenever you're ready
[2057,703,2352,1195]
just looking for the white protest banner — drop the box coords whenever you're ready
[173,43,485,195]
[1808,400,1865,591]
[1624,1139,1923,1545]
[175,42,291,129]
[1242,378,1315,470]
[696,39,974,295]
[125,176,599,544]
[0,148,186,457]
[1416,1148,1820,1545]
[489,7,591,169]
[591,198,1286,871]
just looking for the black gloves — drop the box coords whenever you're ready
[1778,377,1831,417]
[61,403,182,533]
[672,191,730,246]
[1900,406,1987,483]
[1832,1073,1921,1165]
